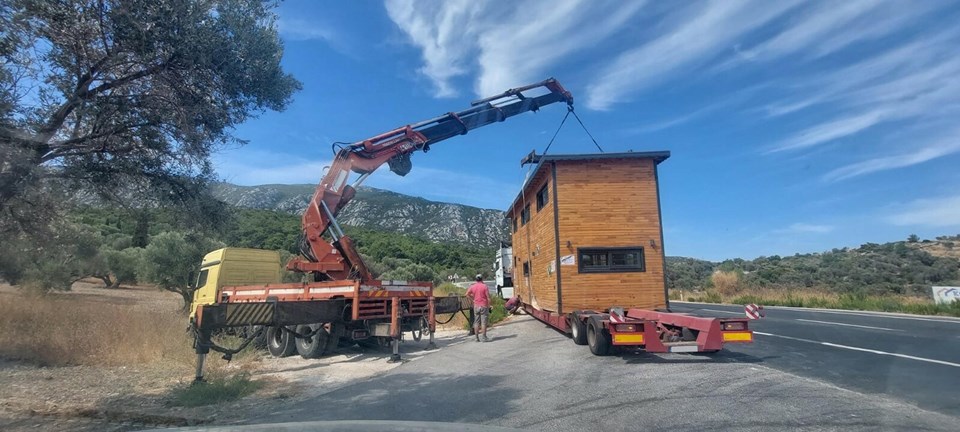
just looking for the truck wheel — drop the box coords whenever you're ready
[266,326,296,358]
[587,317,611,356]
[252,325,267,350]
[569,314,587,345]
[295,324,330,359]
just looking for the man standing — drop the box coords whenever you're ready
[465,274,491,342]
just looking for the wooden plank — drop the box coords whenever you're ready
[553,158,667,311]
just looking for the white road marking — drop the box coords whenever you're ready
[795,318,901,332]
[674,301,960,324]
[752,331,960,368]
[796,308,960,324]
[700,308,745,315]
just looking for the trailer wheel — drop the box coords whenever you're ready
[586,317,611,356]
[411,316,429,342]
[569,314,587,345]
[295,324,330,359]
[266,326,296,358]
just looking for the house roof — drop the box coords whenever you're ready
[505,151,671,214]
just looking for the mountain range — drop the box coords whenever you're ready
[211,183,508,247]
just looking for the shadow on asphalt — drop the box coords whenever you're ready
[246,372,521,425]
[616,349,765,364]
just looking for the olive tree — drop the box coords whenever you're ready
[140,231,223,309]
[0,0,300,233]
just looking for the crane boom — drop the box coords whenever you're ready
[288,78,573,281]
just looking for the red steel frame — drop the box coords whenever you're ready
[196,279,436,334]
[522,302,752,353]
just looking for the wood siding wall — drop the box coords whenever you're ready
[555,158,667,311]
[509,169,559,311]
[509,157,668,314]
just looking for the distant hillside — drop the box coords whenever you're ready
[211,183,508,248]
[667,235,960,296]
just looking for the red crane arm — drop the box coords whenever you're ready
[288,78,573,281]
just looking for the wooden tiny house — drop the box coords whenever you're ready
[507,152,671,314]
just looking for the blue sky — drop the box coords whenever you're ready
[214,0,960,261]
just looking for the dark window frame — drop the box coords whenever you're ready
[522,261,530,277]
[520,204,531,226]
[536,183,549,211]
[196,269,210,288]
[577,247,646,273]
[511,217,517,233]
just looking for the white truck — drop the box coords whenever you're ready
[495,241,514,299]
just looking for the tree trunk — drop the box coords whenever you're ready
[132,212,150,248]
[177,287,195,313]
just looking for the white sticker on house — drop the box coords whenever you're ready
[560,254,576,266]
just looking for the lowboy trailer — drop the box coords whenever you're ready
[526,305,753,356]
[505,152,754,355]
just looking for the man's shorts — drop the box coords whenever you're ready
[474,306,490,327]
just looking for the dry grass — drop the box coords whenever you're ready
[689,286,960,317]
[0,281,197,368]
[710,270,741,296]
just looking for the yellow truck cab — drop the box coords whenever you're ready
[189,248,283,320]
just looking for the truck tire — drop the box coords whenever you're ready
[266,326,296,358]
[569,314,587,345]
[295,324,330,359]
[587,317,612,356]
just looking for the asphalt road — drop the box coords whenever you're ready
[671,301,960,417]
[244,310,960,431]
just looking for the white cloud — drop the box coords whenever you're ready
[214,151,332,185]
[213,150,515,209]
[365,165,517,210]
[732,0,930,63]
[771,109,887,152]
[748,0,881,58]
[384,0,644,98]
[585,0,801,110]
[823,131,960,182]
[810,2,939,58]
[277,17,337,42]
[383,0,482,97]
[776,223,835,234]
[767,28,960,153]
[470,1,645,98]
[620,89,758,134]
[886,195,960,227]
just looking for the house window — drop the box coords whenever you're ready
[578,247,645,273]
[511,217,517,233]
[520,204,530,226]
[536,184,549,211]
[522,261,530,277]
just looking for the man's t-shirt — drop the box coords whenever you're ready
[466,282,490,308]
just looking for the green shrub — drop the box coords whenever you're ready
[434,282,465,296]
[691,291,722,303]
[170,374,262,407]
